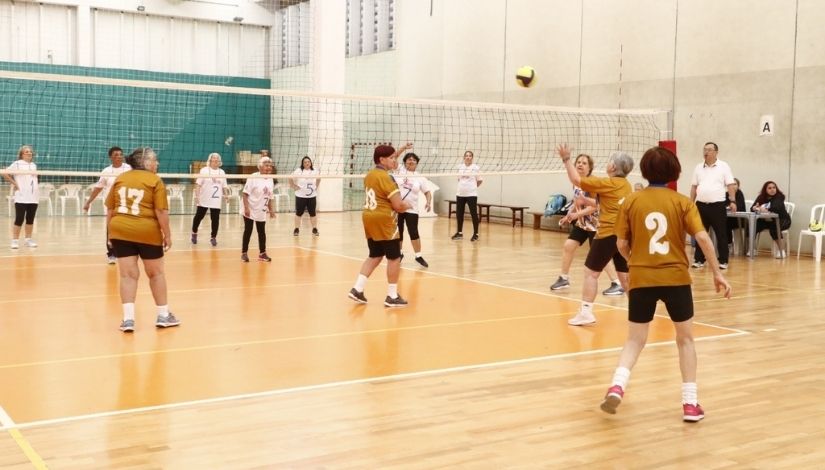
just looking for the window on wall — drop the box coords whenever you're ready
[346,0,394,58]
[274,1,311,69]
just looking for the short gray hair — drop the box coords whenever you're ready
[207,152,222,166]
[125,147,157,170]
[608,151,634,177]
[257,156,273,170]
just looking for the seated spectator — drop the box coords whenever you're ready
[751,181,791,258]
[725,177,747,245]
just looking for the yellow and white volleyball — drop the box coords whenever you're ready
[515,66,536,88]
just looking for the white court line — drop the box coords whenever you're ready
[0,405,14,429]
[298,246,748,335]
[7,329,748,431]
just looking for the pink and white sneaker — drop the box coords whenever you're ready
[683,403,705,422]
[600,385,624,414]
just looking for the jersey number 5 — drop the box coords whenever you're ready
[645,212,670,255]
[364,187,377,210]
[117,187,145,215]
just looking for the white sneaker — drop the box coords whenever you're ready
[25,239,37,248]
[775,250,786,259]
[567,311,596,326]
[719,263,728,270]
[10,239,19,249]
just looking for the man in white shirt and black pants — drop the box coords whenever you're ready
[690,142,737,269]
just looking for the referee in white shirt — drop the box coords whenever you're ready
[689,142,737,269]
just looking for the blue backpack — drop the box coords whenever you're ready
[544,194,568,216]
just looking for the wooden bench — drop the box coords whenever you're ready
[531,211,566,231]
[445,199,529,227]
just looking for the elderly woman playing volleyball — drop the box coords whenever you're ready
[600,146,731,422]
[105,147,178,332]
[557,144,633,326]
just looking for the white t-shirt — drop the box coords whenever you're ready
[393,169,430,215]
[456,163,482,197]
[691,159,735,203]
[8,160,39,204]
[242,173,274,222]
[195,167,227,209]
[94,163,132,199]
[292,168,319,198]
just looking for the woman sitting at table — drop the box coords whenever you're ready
[751,180,791,258]
[726,177,747,247]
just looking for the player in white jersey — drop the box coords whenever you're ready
[4,145,40,249]
[241,156,276,263]
[290,156,321,236]
[452,150,483,241]
[190,153,227,247]
[83,146,131,263]
[393,153,432,267]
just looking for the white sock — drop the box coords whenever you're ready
[610,279,620,286]
[354,274,368,292]
[414,252,422,258]
[581,302,593,316]
[560,274,569,280]
[387,283,398,298]
[611,366,631,389]
[123,303,135,321]
[157,305,169,318]
[682,382,698,405]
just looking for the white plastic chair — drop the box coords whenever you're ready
[83,183,107,216]
[754,201,795,257]
[224,184,243,213]
[37,183,55,215]
[273,184,291,213]
[797,204,825,262]
[57,184,83,215]
[165,184,186,213]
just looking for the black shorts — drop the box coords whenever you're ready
[295,197,317,217]
[568,225,595,246]
[367,238,401,260]
[628,285,694,323]
[110,239,164,260]
[584,235,628,273]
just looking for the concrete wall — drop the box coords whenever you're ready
[367,0,824,252]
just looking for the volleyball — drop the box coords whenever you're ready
[516,66,536,87]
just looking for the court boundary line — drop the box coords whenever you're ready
[3,329,748,432]
[297,246,749,335]
[0,405,48,469]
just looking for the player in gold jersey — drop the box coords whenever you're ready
[558,144,634,326]
[105,147,178,332]
[599,146,731,422]
[349,143,413,307]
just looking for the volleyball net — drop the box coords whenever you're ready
[1,66,669,215]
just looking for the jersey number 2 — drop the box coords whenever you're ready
[117,187,145,215]
[645,212,670,255]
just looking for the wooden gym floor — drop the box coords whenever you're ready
[0,211,823,468]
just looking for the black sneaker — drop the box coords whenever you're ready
[384,295,408,307]
[451,232,463,240]
[241,253,250,263]
[293,228,300,236]
[471,234,479,242]
[415,256,429,268]
[258,253,272,262]
[348,288,368,304]
[312,228,319,236]
[400,252,405,261]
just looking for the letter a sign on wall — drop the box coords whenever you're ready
[760,115,774,136]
